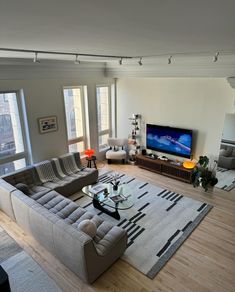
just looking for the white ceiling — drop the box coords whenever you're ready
[1,0,235,60]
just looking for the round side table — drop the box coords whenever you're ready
[86,156,97,169]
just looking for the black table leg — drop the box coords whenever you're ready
[92,199,120,220]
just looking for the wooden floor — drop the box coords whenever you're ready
[1,163,235,292]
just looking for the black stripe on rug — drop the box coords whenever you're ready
[156,230,181,257]
[139,182,148,189]
[157,190,167,196]
[72,195,84,202]
[166,193,175,200]
[138,203,150,212]
[117,218,127,227]
[126,178,135,184]
[162,191,171,198]
[129,212,141,221]
[170,193,179,201]
[137,191,148,199]
[128,225,140,237]
[182,221,192,232]
[166,202,177,211]
[133,213,146,224]
[175,195,184,203]
[197,203,207,212]
[83,202,93,208]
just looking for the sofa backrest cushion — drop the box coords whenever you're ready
[35,160,59,183]
[1,166,37,187]
[59,153,81,175]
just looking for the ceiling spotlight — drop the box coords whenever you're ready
[168,56,172,64]
[33,52,40,63]
[138,57,143,66]
[213,52,219,62]
[119,58,123,65]
[74,54,80,64]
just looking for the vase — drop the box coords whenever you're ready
[113,184,118,191]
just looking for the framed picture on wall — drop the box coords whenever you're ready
[38,116,58,134]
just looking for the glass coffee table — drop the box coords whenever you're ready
[82,183,133,220]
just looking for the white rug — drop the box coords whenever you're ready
[0,226,61,292]
[71,170,213,279]
[216,167,235,191]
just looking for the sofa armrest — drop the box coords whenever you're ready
[94,224,127,256]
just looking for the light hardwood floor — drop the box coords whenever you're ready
[0,163,235,292]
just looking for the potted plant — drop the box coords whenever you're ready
[192,156,218,192]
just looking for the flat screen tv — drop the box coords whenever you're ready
[146,124,193,158]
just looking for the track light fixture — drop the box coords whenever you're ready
[168,56,172,64]
[74,54,80,64]
[33,52,40,63]
[213,52,219,62]
[138,57,143,66]
[0,47,234,66]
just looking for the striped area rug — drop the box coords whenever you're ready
[216,167,235,191]
[70,170,213,279]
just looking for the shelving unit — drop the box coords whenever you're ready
[128,114,141,164]
[136,154,193,183]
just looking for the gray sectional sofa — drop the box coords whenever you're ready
[0,152,127,283]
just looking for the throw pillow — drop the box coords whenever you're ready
[113,145,120,151]
[77,219,97,238]
[15,183,31,196]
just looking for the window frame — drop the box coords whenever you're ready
[0,90,30,172]
[96,85,112,150]
[63,86,88,153]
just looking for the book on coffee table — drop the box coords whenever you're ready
[110,195,124,203]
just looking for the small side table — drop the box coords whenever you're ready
[0,265,11,292]
[86,156,97,169]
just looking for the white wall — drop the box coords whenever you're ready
[222,113,235,142]
[0,63,114,162]
[116,78,235,160]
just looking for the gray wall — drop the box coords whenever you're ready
[0,62,114,162]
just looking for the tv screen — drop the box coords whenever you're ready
[146,124,193,158]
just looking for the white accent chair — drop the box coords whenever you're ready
[106,138,128,164]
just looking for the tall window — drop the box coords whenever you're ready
[0,92,29,175]
[96,86,111,150]
[63,86,87,153]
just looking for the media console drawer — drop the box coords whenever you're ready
[136,154,193,183]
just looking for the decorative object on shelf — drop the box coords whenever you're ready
[183,160,196,169]
[38,116,58,134]
[110,172,120,191]
[192,156,218,192]
[128,114,141,164]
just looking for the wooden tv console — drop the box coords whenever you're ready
[136,154,193,183]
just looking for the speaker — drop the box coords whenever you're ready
[141,149,146,156]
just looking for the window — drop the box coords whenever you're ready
[63,87,87,153]
[0,92,30,175]
[96,86,112,150]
